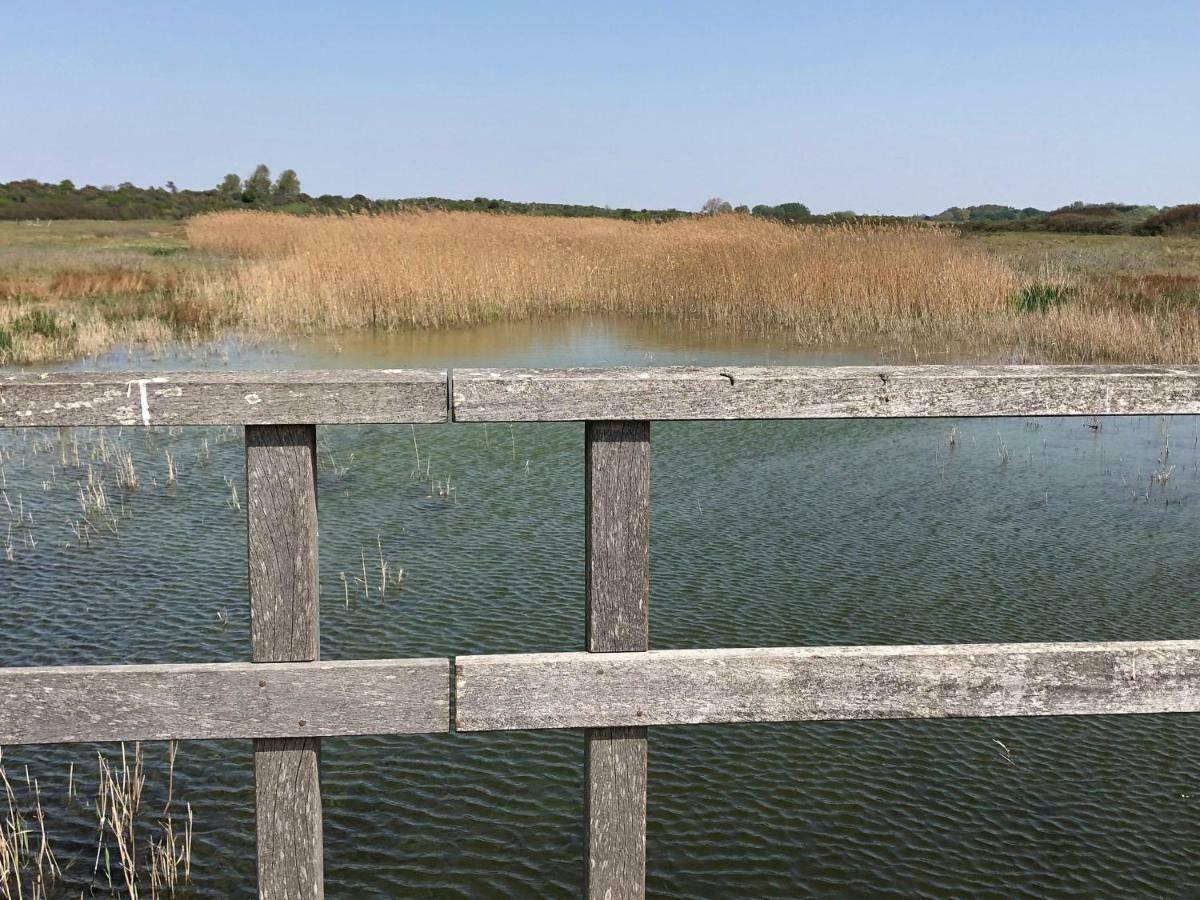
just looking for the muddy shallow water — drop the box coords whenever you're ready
[3,318,1198,897]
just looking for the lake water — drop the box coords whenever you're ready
[3,318,1199,897]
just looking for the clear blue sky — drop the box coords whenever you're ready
[3,1,1197,214]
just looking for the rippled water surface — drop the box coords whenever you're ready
[3,319,1199,897]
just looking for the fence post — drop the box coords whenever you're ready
[246,424,323,900]
[584,421,650,899]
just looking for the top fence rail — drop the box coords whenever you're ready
[452,365,1200,421]
[4,365,1200,426]
[0,369,448,427]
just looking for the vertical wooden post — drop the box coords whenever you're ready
[584,420,649,899]
[246,424,323,900]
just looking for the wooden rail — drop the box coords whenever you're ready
[3,364,1200,898]
[452,364,1200,420]
[0,370,446,426]
[0,659,448,744]
[455,641,1200,731]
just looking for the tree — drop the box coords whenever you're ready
[274,169,301,197]
[752,202,811,220]
[165,180,178,194]
[700,197,733,215]
[245,164,272,197]
[218,173,242,195]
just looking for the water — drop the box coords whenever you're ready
[3,318,1199,897]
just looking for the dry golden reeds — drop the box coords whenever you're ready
[185,210,1019,338]
[181,209,1200,362]
[0,743,193,899]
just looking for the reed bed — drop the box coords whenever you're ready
[185,210,1018,338]
[5,210,1200,364]
[183,210,1200,362]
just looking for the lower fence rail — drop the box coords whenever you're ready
[0,659,450,745]
[3,639,1199,894]
[6,639,1195,746]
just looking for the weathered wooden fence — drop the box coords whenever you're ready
[3,365,1200,898]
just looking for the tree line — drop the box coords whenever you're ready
[0,171,1196,235]
[0,166,693,223]
[701,196,1200,236]
[218,164,301,202]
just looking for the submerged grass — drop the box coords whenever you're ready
[0,743,192,899]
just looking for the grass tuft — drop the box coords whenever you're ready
[1012,283,1073,313]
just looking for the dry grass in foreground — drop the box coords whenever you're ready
[0,220,224,365]
[184,210,1200,362]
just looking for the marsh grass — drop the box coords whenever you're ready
[186,211,1018,339]
[5,213,1200,364]
[0,743,192,899]
[116,451,139,491]
[0,220,224,364]
[1012,283,1073,313]
[183,210,1200,363]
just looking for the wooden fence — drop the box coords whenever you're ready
[3,365,1200,898]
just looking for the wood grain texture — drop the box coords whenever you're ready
[256,738,323,900]
[584,421,649,900]
[246,424,324,900]
[247,425,320,663]
[0,658,449,744]
[586,421,650,653]
[585,727,647,900]
[456,640,1200,732]
[0,369,446,426]
[452,365,1200,421]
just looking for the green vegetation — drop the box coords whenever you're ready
[4,169,1195,237]
[1012,283,1072,313]
[751,202,812,220]
[0,167,693,223]
[933,202,1198,236]
[1140,204,1200,236]
[933,204,1045,223]
[0,308,71,354]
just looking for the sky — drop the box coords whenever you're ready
[2,1,1197,214]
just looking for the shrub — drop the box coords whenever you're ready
[1138,204,1200,236]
